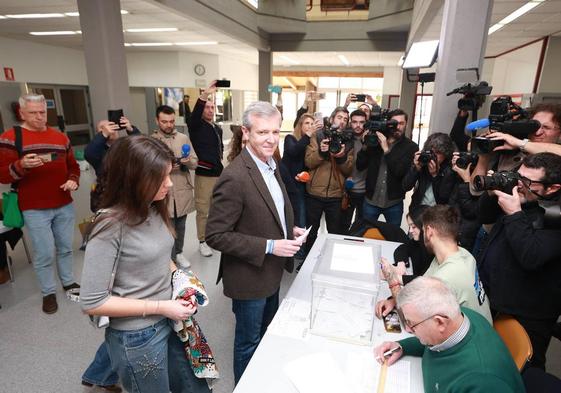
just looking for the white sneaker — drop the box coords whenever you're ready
[175,253,191,269]
[199,241,213,257]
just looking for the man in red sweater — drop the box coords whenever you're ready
[0,94,80,314]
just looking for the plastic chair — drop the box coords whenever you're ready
[0,200,32,282]
[493,314,533,371]
[363,228,385,240]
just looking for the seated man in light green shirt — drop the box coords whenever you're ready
[376,205,492,324]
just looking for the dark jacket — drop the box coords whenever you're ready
[188,98,224,177]
[477,195,561,319]
[448,181,481,251]
[402,161,458,211]
[450,112,470,152]
[282,134,311,180]
[206,148,295,300]
[356,136,418,201]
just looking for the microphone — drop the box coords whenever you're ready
[466,118,490,131]
[181,144,191,157]
[499,120,541,139]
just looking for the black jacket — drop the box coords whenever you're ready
[448,181,481,251]
[188,98,224,177]
[402,161,459,211]
[450,112,470,152]
[281,134,311,180]
[477,195,561,319]
[356,137,418,201]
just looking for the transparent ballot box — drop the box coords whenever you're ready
[310,238,381,345]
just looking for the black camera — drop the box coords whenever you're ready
[473,171,520,193]
[471,138,503,154]
[455,152,478,169]
[489,96,541,138]
[323,126,353,154]
[447,81,492,112]
[418,150,437,166]
[363,108,398,148]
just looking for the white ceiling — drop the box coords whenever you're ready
[1,0,561,67]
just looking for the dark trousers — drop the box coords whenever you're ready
[171,214,187,261]
[305,195,343,254]
[339,191,365,235]
[515,315,558,370]
[231,290,279,384]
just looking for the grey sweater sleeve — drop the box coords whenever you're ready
[80,218,121,311]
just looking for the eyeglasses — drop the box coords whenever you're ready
[397,308,449,331]
[539,124,560,133]
[519,175,548,189]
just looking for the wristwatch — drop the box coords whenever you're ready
[520,138,529,153]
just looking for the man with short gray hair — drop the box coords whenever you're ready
[0,94,80,314]
[206,101,305,384]
[374,277,524,393]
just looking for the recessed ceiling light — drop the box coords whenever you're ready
[337,54,350,66]
[279,55,299,65]
[126,28,178,33]
[29,31,78,36]
[175,41,218,46]
[488,0,545,35]
[129,42,173,47]
[120,10,129,15]
[6,13,65,19]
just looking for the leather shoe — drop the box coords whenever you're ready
[42,294,58,314]
[63,282,80,291]
[82,381,123,392]
[0,266,10,284]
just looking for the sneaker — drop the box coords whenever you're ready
[175,253,191,269]
[199,241,213,257]
[42,294,58,314]
[82,381,123,392]
[63,282,80,292]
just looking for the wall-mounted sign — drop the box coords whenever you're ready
[46,99,56,109]
[3,67,14,81]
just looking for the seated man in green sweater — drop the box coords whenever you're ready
[374,277,524,393]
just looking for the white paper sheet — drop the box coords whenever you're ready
[267,297,311,340]
[346,351,411,393]
[330,243,375,274]
[284,352,356,393]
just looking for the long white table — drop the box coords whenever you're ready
[234,233,424,393]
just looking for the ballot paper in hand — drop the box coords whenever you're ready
[284,352,356,393]
[295,226,312,245]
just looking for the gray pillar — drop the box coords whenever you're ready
[77,0,131,127]
[398,69,417,139]
[258,50,272,102]
[429,0,492,134]
[537,37,561,94]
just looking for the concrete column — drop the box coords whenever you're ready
[398,69,417,139]
[429,0,492,134]
[77,0,131,127]
[258,50,272,102]
[536,37,561,94]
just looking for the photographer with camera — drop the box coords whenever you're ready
[476,152,561,370]
[470,103,561,195]
[356,109,418,226]
[304,107,353,254]
[339,109,368,233]
[403,132,458,212]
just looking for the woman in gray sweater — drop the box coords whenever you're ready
[80,136,210,393]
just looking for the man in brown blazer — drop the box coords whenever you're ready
[206,101,305,384]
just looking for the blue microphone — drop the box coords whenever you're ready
[466,118,490,131]
[344,178,354,191]
[181,144,191,157]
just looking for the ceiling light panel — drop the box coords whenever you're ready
[488,0,546,35]
[6,13,65,19]
[29,31,78,36]
[125,28,178,32]
[175,41,218,46]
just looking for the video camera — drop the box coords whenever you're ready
[469,96,541,154]
[447,81,493,112]
[363,108,398,148]
[323,126,353,154]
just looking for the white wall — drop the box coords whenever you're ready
[0,37,87,85]
[219,57,259,91]
[382,66,402,95]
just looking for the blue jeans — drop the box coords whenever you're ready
[105,318,210,393]
[82,342,119,387]
[362,200,404,227]
[22,203,75,295]
[232,290,279,384]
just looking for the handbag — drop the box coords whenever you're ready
[2,126,24,228]
[330,156,350,211]
[87,211,124,329]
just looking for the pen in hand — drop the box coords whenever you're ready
[375,345,401,362]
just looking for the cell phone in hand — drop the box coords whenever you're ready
[355,94,366,102]
[313,112,323,122]
[215,80,231,88]
[108,109,125,130]
[37,153,58,163]
[383,310,402,333]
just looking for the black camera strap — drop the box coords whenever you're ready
[10,125,23,191]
